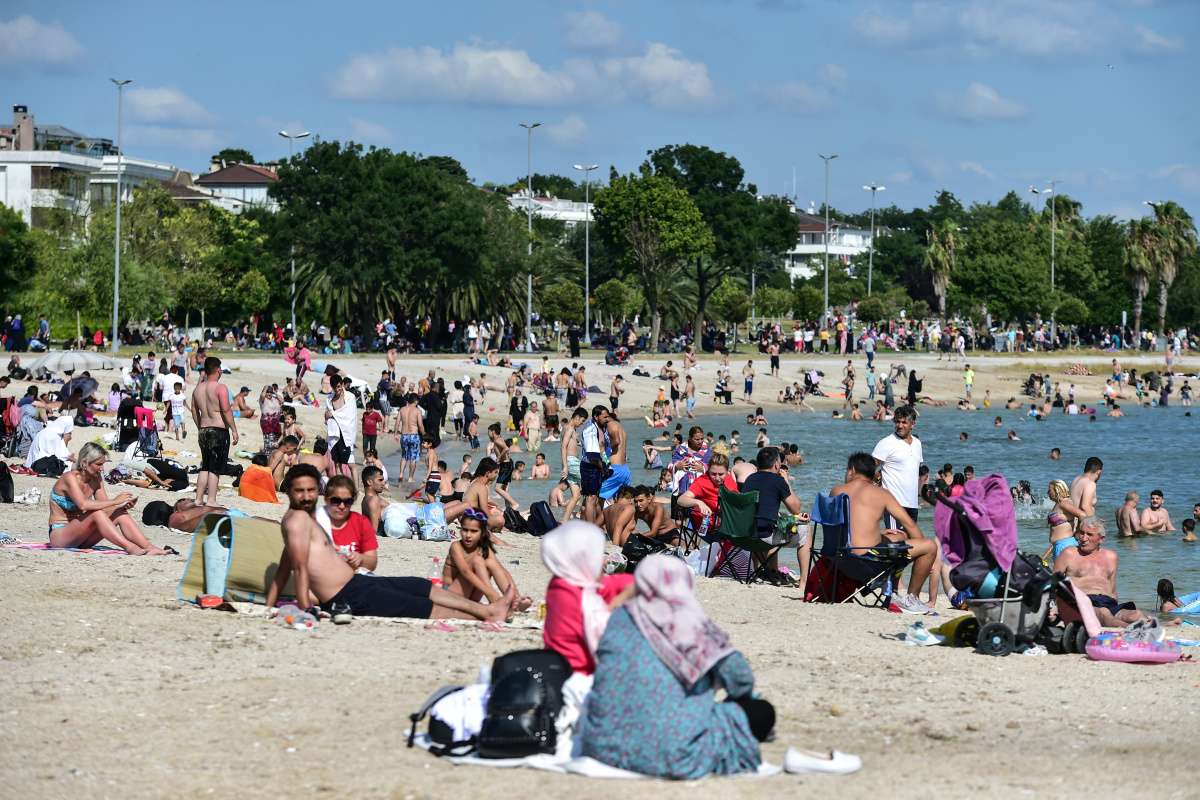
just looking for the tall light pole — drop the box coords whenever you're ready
[110,78,131,354]
[519,122,541,352]
[278,130,310,335]
[863,183,885,297]
[1030,180,1060,345]
[574,162,598,345]
[818,153,838,326]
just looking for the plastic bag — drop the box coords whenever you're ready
[383,503,420,539]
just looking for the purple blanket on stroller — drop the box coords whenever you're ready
[934,474,1017,572]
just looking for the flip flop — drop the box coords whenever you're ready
[424,620,457,632]
[163,545,180,555]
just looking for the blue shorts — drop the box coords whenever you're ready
[686,397,696,412]
[1052,537,1075,559]
[599,463,632,500]
[400,433,421,462]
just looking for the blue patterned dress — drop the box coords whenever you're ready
[579,607,761,779]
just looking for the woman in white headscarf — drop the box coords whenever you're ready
[540,520,634,674]
[26,416,73,471]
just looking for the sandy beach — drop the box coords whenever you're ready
[2,347,1197,799]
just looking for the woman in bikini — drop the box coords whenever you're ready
[47,442,171,555]
[1041,479,1086,563]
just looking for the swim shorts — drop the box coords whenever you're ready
[566,455,581,485]
[198,427,230,473]
[580,458,606,497]
[546,413,559,428]
[599,463,632,500]
[496,459,514,487]
[324,574,433,619]
[686,397,696,412]
[400,433,421,462]
[1087,594,1136,616]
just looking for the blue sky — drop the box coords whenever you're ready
[4,0,1198,219]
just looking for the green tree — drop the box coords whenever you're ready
[924,218,958,317]
[212,148,255,165]
[0,202,36,291]
[540,283,584,325]
[1086,215,1131,325]
[592,278,635,325]
[420,155,469,181]
[593,170,714,348]
[754,286,792,318]
[856,295,889,324]
[1124,218,1156,335]
[1145,201,1199,333]
[1055,295,1088,327]
[792,285,823,321]
[234,270,271,323]
[710,278,750,325]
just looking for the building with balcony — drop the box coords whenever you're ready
[194,162,279,211]
[782,206,878,280]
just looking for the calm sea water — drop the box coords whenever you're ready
[387,403,1200,611]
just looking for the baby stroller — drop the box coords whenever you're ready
[934,474,1066,656]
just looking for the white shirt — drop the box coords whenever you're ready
[167,388,187,416]
[154,372,182,397]
[871,433,923,509]
[324,395,358,444]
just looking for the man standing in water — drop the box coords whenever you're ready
[558,407,587,520]
[191,356,237,507]
[1070,457,1103,517]
[595,405,631,504]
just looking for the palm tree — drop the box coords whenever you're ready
[1145,201,1199,334]
[923,219,957,317]
[1123,218,1156,335]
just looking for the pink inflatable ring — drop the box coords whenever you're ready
[1085,633,1182,664]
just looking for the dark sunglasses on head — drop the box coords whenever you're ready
[327,496,354,507]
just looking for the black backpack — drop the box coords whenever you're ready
[503,506,530,534]
[621,533,669,570]
[526,501,557,537]
[477,649,571,759]
[0,462,13,504]
[31,455,67,478]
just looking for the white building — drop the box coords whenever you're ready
[783,206,877,280]
[507,189,591,226]
[194,162,279,212]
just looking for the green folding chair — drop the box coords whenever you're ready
[705,487,781,584]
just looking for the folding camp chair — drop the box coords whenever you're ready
[704,487,781,585]
[807,492,911,607]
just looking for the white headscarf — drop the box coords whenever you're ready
[26,416,74,468]
[540,520,610,656]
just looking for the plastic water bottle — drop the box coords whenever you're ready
[275,603,317,632]
[428,556,443,588]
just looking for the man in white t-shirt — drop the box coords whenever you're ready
[154,368,183,402]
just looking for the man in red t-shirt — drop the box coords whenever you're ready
[322,475,379,572]
[676,452,737,532]
[361,403,384,455]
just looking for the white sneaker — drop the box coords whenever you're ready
[784,748,862,775]
[904,621,944,646]
[893,593,933,615]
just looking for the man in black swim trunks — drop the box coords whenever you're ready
[190,356,237,506]
[1053,516,1146,627]
[265,464,513,621]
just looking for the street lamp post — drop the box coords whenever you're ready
[278,130,310,335]
[862,183,885,296]
[519,122,541,352]
[1030,180,1060,345]
[110,78,132,354]
[818,153,838,327]
[574,163,599,345]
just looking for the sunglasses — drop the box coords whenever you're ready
[327,496,354,507]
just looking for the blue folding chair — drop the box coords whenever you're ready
[808,492,910,607]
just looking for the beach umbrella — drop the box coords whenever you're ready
[28,351,117,374]
[61,375,100,400]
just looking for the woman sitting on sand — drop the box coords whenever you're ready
[442,509,531,611]
[47,442,171,555]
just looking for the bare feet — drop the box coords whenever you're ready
[515,595,533,613]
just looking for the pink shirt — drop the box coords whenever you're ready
[543,573,634,674]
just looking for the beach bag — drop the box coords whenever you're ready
[503,507,530,534]
[417,502,452,542]
[382,503,417,538]
[407,685,477,757]
[621,533,668,571]
[31,455,67,478]
[526,501,557,537]
[0,462,13,503]
[477,649,571,759]
[329,422,352,465]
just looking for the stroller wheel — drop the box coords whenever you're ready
[1074,624,1090,654]
[955,617,980,648]
[976,622,1015,657]
[1061,622,1080,654]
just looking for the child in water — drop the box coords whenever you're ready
[1157,578,1183,613]
[443,510,532,611]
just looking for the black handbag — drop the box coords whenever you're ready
[329,420,352,465]
[477,649,570,759]
[621,532,668,570]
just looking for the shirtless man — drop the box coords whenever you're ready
[360,465,389,533]
[443,457,506,532]
[531,452,550,480]
[232,387,257,418]
[486,423,519,510]
[266,464,511,621]
[167,498,228,532]
[603,486,638,547]
[596,405,631,504]
[300,438,332,478]
[559,408,587,520]
[542,390,560,441]
[397,393,425,486]
[1115,492,1144,538]
[1140,489,1175,533]
[267,435,300,488]
[633,484,678,544]
[190,356,238,506]
[1053,516,1146,627]
[829,451,939,615]
[1069,456,1103,518]
[609,375,624,415]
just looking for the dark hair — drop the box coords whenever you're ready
[473,457,499,479]
[571,407,588,420]
[251,453,269,466]
[755,447,780,470]
[361,465,382,485]
[203,356,222,375]
[634,485,654,497]
[488,422,501,436]
[437,460,447,470]
[1150,488,1164,498]
[1158,578,1179,609]
[280,435,299,448]
[591,404,610,418]
[847,451,877,478]
[325,474,357,499]
[616,486,636,500]
[515,460,526,470]
[1084,456,1104,473]
[312,437,328,455]
[893,404,916,422]
[282,463,321,491]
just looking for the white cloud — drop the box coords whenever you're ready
[349,118,391,142]
[564,10,622,51]
[125,125,220,152]
[935,82,1027,122]
[820,63,848,91]
[1154,164,1200,193]
[853,8,914,46]
[1131,24,1182,54]
[126,87,214,126]
[757,81,831,114]
[543,115,587,146]
[332,41,715,111]
[0,15,83,66]
[959,161,995,180]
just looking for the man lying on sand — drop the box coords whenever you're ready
[1053,516,1147,628]
[265,464,513,621]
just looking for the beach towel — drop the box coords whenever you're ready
[2,542,127,554]
[934,474,1017,572]
[177,514,294,604]
[238,464,280,504]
